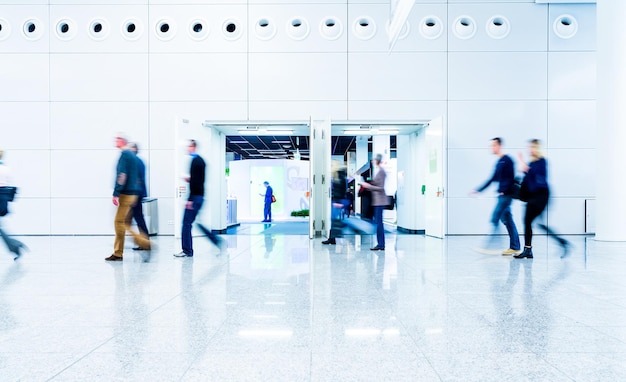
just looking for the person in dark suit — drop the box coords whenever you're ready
[0,149,26,259]
[261,181,273,222]
[128,142,150,248]
[174,140,206,257]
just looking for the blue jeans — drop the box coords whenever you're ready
[373,206,385,248]
[182,195,204,255]
[487,195,520,250]
[264,202,272,221]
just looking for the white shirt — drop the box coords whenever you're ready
[0,162,12,186]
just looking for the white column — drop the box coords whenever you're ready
[596,0,626,241]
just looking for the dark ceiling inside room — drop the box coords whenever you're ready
[226,136,397,160]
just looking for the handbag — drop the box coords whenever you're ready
[385,195,395,210]
[511,177,529,202]
[271,195,276,203]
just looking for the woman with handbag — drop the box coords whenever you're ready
[514,140,570,259]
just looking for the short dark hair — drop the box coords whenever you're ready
[189,139,197,148]
[491,137,502,145]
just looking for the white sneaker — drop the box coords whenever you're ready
[502,248,522,256]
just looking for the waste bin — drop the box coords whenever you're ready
[142,198,158,236]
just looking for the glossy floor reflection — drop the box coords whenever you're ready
[0,228,625,381]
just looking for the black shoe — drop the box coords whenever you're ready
[370,246,385,251]
[322,238,336,245]
[514,247,533,259]
[132,246,147,251]
[105,254,123,261]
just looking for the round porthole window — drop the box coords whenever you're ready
[222,19,243,41]
[121,19,142,41]
[486,15,510,39]
[88,18,109,41]
[22,18,44,41]
[453,16,476,40]
[352,16,376,41]
[55,18,77,41]
[286,17,309,41]
[255,18,276,40]
[189,19,209,41]
[320,17,343,40]
[0,18,11,41]
[155,19,176,41]
[553,14,578,39]
[420,16,443,40]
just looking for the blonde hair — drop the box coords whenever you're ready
[529,139,543,161]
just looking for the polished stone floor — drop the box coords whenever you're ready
[0,225,625,381]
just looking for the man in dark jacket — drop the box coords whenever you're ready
[106,135,151,261]
[129,142,150,246]
[472,137,521,255]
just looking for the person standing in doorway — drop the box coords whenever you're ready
[514,139,570,259]
[360,154,387,252]
[106,134,152,261]
[174,140,206,257]
[128,142,150,248]
[261,181,273,222]
[471,137,521,256]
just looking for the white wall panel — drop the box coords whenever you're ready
[149,53,246,102]
[544,198,586,235]
[0,102,49,149]
[147,149,174,199]
[546,148,595,198]
[448,101,547,149]
[249,101,347,121]
[548,100,595,149]
[51,0,146,4]
[0,54,49,101]
[392,4,448,52]
[447,148,514,199]
[448,3,547,52]
[49,5,148,53]
[249,4,347,53]
[447,197,524,235]
[50,198,114,235]
[156,196,174,235]
[50,53,148,101]
[6,150,50,198]
[50,102,149,150]
[50,150,117,198]
[549,4,596,51]
[348,52,447,101]
[348,101,445,121]
[0,5,49,53]
[249,53,346,101]
[448,52,547,100]
[149,5,247,53]
[548,52,595,100]
[3,199,50,235]
[149,102,247,150]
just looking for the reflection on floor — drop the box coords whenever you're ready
[0,229,625,381]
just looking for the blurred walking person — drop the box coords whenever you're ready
[0,149,26,259]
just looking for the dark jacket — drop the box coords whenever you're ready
[477,154,515,195]
[524,158,549,194]
[113,149,140,197]
[135,154,147,198]
[188,154,206,200]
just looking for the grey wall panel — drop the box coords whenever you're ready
[348,52,447,101]
[448,52,548,100]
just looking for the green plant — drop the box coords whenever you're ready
[290,209,309,217]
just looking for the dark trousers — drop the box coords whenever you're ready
[132,198,149,236]
[264,202,272,221]
[329,199,349,239]
[182,195,204,255]
[373,206,385,248]
[524,190,549,247]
